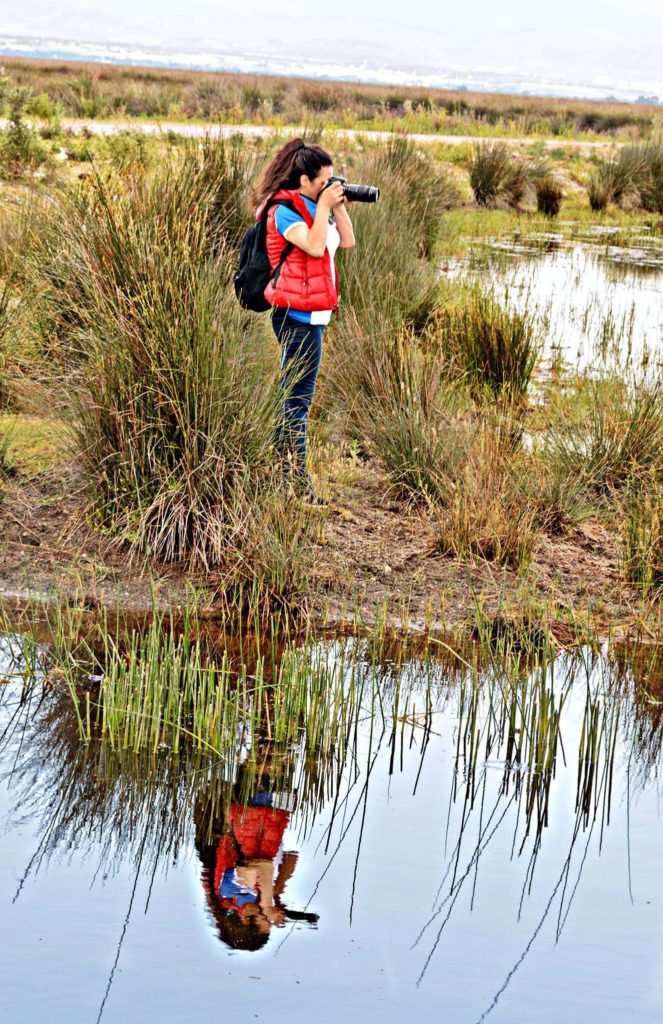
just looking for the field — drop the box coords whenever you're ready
[1,61,662,639]
[0,55,662,1023]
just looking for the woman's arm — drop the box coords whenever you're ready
[333,201,355,249]
[281,183,344,258]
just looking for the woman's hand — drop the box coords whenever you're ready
[317,182,345,211]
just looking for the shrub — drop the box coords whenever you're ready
[0,86,48,175]
[431,287,542,402]
[433,420,539,570]
[19,137,314,604]
[535,176,564,216]
[102,129,155,173]
[552,376,663,494]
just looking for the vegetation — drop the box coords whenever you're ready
[0,68,660,625]
[13,136,323,608]
[468,141,549,208]
[620,472,662,599]
[3,56,662,139]
[587,140,663,212]
[535,175,564,216]
[0,79,48,176]
[430,286,542,401]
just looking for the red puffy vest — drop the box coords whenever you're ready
[259,188,339,313]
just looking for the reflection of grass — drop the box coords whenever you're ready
[4,601,661,1009]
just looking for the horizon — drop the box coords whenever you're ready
[1,1,662,105]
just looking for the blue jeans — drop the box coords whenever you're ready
[271,308,325,478]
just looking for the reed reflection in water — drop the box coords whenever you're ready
[1,629,662,1023]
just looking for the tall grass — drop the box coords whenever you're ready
[620,472,662,599]
[432,418,540,569]
[587,141,663,213]
[18,135,317,605]
[432,286,542,401]
[338,135,459,328]
[469,142,548,208]
[40,602,427,760]
[551,375,663,494]
[535,175,564,217]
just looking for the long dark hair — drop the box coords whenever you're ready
[251,137,333,206]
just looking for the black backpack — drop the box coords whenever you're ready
[234,199,297,312]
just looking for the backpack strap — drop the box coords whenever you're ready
[261,198,298,286]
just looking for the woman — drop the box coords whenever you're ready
[252,138,355,502]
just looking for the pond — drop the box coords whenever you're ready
[442,226,663,374]
[1,626,662,1023]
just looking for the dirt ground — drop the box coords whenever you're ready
[0,432,657,643]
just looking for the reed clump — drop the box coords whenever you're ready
[620,472,662,599]
[551,375,663,495]
[432,419,539,569]
[324,136,459,432]
[587,141,663,213]
[431,286,542,402]
[338,135,459,328]
[468,142,548,208]
[43,604,417,760]
[16,135,319,606]
[535,175,564,216]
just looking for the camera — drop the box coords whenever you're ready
[321,175,380,203]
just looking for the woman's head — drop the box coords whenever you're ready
[252,137,333,206]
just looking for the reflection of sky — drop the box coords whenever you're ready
[445,238,663,373]
[2,638,663,1023]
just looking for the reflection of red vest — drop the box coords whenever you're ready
[260,188,339,313]
[213,805,290,896]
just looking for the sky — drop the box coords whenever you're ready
[2,1,663,99]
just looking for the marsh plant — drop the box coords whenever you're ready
[551,375,663,495]
[587,140,663,213]
[17,135,318,604]
[432,418,539,569]
[0,82,48,176]
[535,175,564,217]
[432,286,542,402]
[468,141,549,208]
[338,135,459,327]
[620,472,662,599]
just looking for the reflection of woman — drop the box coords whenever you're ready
[195,777,319,951]
[251,138,356,502]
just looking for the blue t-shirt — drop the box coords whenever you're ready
[274,194,340,326]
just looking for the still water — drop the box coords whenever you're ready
[1,631,662,1023]
[443,226,663,373]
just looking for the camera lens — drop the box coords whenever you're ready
[343,184,380,203]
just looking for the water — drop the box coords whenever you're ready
[1,628,662,1023]
[443,227,663,373]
